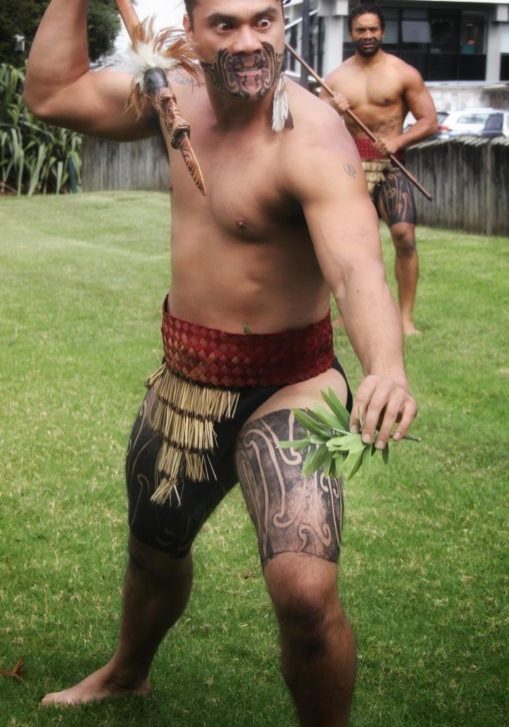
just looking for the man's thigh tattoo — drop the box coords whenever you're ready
[235,410,343,566]
[375,167,417,227]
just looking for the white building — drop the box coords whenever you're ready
[285,0,509,83]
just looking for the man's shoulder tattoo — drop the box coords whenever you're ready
[167,68,199,87]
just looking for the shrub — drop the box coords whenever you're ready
[0,63,81,195]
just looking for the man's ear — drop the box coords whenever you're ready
[183,13,194,41]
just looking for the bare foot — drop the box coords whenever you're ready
[403,321,422,336]
[40,663,150,707]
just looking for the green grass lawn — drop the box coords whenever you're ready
[0,193,507,726]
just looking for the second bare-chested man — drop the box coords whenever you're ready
[322,3,437,335]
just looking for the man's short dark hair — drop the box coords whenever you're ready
[348,3,385,32]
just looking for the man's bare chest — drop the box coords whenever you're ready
[173,134,301,241]
[342,70,404,112]
[211,159,281,238]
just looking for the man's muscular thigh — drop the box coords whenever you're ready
[375,167,417,228]
[246,366,350,420]
[235,408,344,567]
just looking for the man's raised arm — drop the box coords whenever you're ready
[24,0,157,140]
[286,113,417,449]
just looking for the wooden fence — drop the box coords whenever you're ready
[406,137,509,236]
[82,135,509,236]
[81,135,169,192]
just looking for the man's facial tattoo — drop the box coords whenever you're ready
[201,42,284,100]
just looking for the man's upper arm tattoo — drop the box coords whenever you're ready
[343,162,357,179]
[167,68,198,87]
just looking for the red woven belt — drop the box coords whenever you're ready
[355,137,404,162]
[161,302,334,388]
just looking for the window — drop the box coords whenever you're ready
[430,12,458,53]
[384,20,399,45]
[401,8,430,44]
[457,113,490,125]
[402,9,427,20]
[484,114,503,133]
[402,21,431,44]
[460,12,485,55]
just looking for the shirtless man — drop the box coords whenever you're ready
[322,3,437,335]
[24,1,416,724]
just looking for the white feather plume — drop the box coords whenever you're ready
[272,73,289,132]
[114,38,181,90]
[112,17,198,92]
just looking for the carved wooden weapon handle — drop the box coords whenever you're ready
[115,0,206,194]
[285,43,432,201]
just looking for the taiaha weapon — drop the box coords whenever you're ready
[114,0,206,194]
[284,43,433,201]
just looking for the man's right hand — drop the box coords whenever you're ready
[329,92,351,115]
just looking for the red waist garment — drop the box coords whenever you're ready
[355,136,405,162]
[161,299,334,389]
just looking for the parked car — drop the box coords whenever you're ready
[435,108,508,139]
[398,108,508,139]
[480,110,509,138]
[403,111,416,131]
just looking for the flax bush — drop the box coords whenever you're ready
[0,63,81,195]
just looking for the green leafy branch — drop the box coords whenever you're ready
[279,388,420,481]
